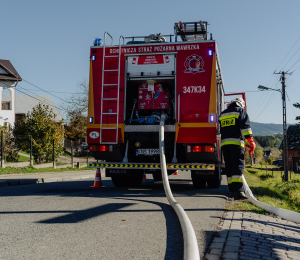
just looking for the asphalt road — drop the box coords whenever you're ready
[0,171,228,260]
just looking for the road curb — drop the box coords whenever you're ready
[0,178,44,188]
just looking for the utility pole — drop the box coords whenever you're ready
[274,71,291,181]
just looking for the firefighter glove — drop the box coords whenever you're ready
[247,137,256,156]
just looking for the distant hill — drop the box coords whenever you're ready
[251,122,292,136]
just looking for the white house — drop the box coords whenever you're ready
[0,59,63,129]
[0,59,21,129]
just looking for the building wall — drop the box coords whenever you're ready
[0,81,16,129]
[287,149,300,171]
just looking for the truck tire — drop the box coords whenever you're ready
[127,170,144,187]
[207,168,221,189]
[111,176,127,187]
[207,179,221,189]
[111,170,144,187]
[153,173,163,181]
[191,172,206,189]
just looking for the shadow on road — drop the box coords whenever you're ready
[0,177,228,260]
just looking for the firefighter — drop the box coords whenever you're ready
[219,98,256,200]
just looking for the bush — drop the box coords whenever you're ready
[268,156,275,165]
[6,150,20,162]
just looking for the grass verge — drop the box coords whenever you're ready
[225,164,300,214]
[0,166,94,175]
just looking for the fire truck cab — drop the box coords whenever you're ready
[87,21,225,188]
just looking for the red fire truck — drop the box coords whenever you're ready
[87,21,227,188]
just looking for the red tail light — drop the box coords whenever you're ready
[187,145,214,153]
[193,146,201,152]
[203,145,214,153]
[89,145,113,152]
[99,145,106,152]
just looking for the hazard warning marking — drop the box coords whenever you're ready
[87,162,215,170]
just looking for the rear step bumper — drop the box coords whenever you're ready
[88,162,225,170]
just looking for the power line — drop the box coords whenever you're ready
[254,91,277,120]
[22,79,72,104]
[251,75,279,119]
[287,56,300,72]
[291,63,300,73]
[1,81,66,112]
[17,88,85,94]
[281,46,300,70]
[275,35,300,71]
[16,89,67,112]
[286,91,296,117]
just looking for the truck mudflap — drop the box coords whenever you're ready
[87,162,224,170]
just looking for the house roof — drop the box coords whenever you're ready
[0,59,22,81]
[279,125,300,150]
[2,94,63,121]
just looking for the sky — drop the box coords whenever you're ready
[1,0,300,124]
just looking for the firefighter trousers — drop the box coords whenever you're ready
[222,146,245,192]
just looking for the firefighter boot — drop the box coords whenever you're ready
[234,191,248,200]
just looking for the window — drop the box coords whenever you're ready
[2,101,11,110]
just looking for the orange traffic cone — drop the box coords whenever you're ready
[90,168,106,188]
[174,170,179,176]
[143,170,147,180]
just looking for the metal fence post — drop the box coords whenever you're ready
[53,139,56,169]
[1,131,4,168]
[86,150,88,166]
[71,140,74,168]
[30,136,33,166]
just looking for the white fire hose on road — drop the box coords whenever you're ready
[159,114,200,260]
[243,175,300,224]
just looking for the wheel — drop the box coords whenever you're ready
[191,172,206,188]
[207,167,221,189]
[153,173,162,181]
[207,179,221,189]
[127,172,144,187]
[192,178,206,188]
[111,170,144,188]
[111,176,127,187]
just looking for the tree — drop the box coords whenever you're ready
[0,126,19,162]
[13,104,64,164]
[65,109,87,141]
[254,143,264,162]
[61,79,89,115]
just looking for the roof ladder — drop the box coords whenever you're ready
[100,33,124,144]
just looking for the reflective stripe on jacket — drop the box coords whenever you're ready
[219,104,253,148]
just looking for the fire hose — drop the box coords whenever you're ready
[159,114,200,260]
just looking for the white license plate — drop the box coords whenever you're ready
[136,149,160,156]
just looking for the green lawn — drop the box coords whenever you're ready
[226,164,300,214]
[0,166,94,175]
[19,150,30,155]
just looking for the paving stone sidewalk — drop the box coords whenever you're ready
[205,211,300,260]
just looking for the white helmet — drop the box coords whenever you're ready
[230,98,245,109]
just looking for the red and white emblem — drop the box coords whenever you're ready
[184,54,205,74]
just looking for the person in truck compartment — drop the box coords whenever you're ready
[219,98,256,200]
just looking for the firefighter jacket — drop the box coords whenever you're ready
[219,104,253,148]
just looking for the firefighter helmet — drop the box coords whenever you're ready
[230,98,245,109]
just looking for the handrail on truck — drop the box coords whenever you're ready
[178,93,181,126]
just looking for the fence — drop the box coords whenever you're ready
[1,131,92,169]
[261,166,295,181]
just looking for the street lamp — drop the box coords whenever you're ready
[258,80,289,181]
[258,85,281,92]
